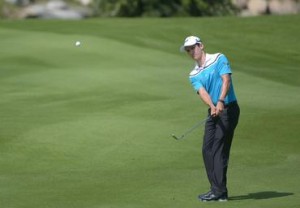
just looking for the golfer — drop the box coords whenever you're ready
[180,36,240,202]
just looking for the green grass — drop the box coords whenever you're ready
[0,15,300,208]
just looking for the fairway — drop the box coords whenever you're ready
[0,15,300,208]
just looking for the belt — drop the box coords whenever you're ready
[224,101,237,108]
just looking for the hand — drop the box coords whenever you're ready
[216,101,224,116]
[210,106,217,117]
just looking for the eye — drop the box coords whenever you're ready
[185,45,196,52]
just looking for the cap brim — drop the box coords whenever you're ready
[179,41,202,53]
[179,43,197,52]
[179,45,186,52]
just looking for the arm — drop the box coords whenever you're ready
[198,88,217,117]
[216,74,231,115]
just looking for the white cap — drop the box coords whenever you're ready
[180,36,201,52]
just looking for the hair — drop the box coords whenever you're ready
[197,42,204,49]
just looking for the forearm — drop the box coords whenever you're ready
[219,75,231,101]
[198,88,215,108]
[215,74,231,116]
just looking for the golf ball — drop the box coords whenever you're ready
[75,41,81,46]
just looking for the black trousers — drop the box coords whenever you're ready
[202,102,240,195]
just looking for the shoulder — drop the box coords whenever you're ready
[189,65,201,76]
[206,53,226,63]
[216,53,229,62]
[208,53,230,67]
[201,53,221,69]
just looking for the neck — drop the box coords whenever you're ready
[197,52,206,68]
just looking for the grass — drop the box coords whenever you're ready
[0,15,300,208]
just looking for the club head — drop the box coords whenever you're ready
[171,134,183,140]
[171,134,178,140]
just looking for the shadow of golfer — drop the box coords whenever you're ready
[229,191,294,200]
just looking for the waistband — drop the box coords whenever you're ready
[224,101,237,108]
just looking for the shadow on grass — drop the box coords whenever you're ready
[230,191,294,200]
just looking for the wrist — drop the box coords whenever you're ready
[209,103,215,108]
[218,99,225,104]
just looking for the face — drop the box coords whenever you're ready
[185,43,204,61]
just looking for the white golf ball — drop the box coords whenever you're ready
[75,41,81,46]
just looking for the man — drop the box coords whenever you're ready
[180,36,240,202]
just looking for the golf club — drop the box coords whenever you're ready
[171,117,209,140]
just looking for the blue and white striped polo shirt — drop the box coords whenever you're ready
[189,53,237,105]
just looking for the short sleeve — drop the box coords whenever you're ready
[218,54,232,75]
[189,76,203,92]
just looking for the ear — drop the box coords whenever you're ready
[199,43,204,50]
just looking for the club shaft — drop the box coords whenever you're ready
[174,117,208,140]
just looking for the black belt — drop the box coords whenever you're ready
[224,101,237,108]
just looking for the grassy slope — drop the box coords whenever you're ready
[0,15,299,208]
